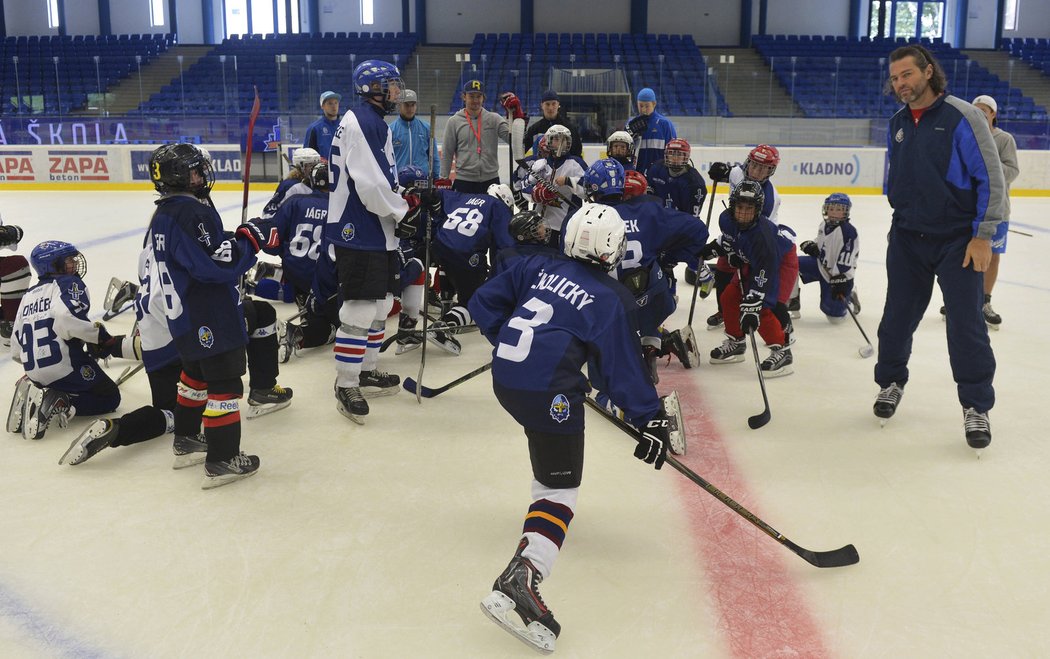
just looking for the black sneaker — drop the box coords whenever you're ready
[760,344,793,377]
[336,384,368,424]
[874,383,904,419]
[173,433,207,469]
[963,407,991,449]
[202,452,260,489]
[480,538,560,654]
[706,311,724,331]
[709,335,746,364]
[359,370,400,398]
[60,418,118,465]
[246,384,294,418]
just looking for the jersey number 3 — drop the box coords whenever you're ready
[496,297,552,363]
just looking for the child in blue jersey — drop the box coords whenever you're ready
[9,241,146,444]
[704,181,798,377]
[470,203,672,654]
[791,193,860,322]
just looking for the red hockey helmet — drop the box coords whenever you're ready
[622,170,649,200]
[745,144,780,181]
[664,138,691,173]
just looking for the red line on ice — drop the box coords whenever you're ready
[660,367,830,659]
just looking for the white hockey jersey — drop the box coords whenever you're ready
[13,274,101,386]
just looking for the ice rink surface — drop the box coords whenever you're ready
[0,189,1048,658]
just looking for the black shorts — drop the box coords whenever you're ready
[526,427,585,489]
[335,247,400,300]
[181,347,247,384]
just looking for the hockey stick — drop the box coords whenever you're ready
[241,85,262,223]
[746,330,772,429]
[115,362,145,387]
[402,362,492,398]
[1008,228,1032,237]
[582,396,859,568]
[847,305,875,358]
[687,180,720,328]
[416,104,438,404]
[379,320,478,352]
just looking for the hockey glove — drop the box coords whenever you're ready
[626,114,649,138]
[699,239,725,261]
[0,225,24,248]
[726,251,746,270]
[89,323,122,360]
[829,275,850,301]
[696,263,715,299]
[397,196,423,239]
[635,413,669,469]
[800,240,820,258]
[707,161,731,184]
[740,293,763,334]
[498,92,526,120]
[531,181,559,206]
[236,219,280,253]
[419,188,443,216]
[434,177,454,190]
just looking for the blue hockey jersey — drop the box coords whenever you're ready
[715,209,794,305]
[431,189,515,270]
[265,188,329,294]
[645,160,708,218]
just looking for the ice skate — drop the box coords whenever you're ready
[760,344,793,378]
[21,386,74,440]
[705,310,724,331]
[874,383,904,425]
[335,383,368,424]
[172,433,207,469]
[202,452,260,489]
[359,370,400,398]
[278,321,302,363]
[787,294,801,319]
[709,335,745,364]
[663,327,699,369]
[480,538,560,655]
[395,314,423,355]
[426,320,462,356]
[59,419,119,465]
[246,384,293,419]
[963,407,991,452]
[102,277,138,320]
[982,299,1001,331]
[848,290,861,315]
[7,375,32,434]
[661,390,687,455]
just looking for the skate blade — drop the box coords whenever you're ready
[361,386,400,400]
[986,323,1000,331]
[760,365,794,378]
[244,400,292,420]
[426,335,462,356]
[173,453,207,469]
[789,310,801,319]
[201,469,259,490]
[662,391,687,456]
[479,592,556,655]
[395,341,422,355]
[336,403,366,425]
[21,387,45,440]
[709,356,745,365]
[58,421,107,465]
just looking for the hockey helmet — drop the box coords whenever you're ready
[664,138,692,174]
[487,183,516,210]
[292,147,322,173]
[310,162,331,192]
[606,130,634,163]
[745,144,779,182]
[582,158,625,201]
[397,165,428,190]
[30,240,86,279]
[822,192,852,225]
[352,59,404,113]
[508,209,549,245]
[622,170,649,200]
[562,203,627,271]
[729,180,765,228]
[148,143,214,199]
[543,124,572,158]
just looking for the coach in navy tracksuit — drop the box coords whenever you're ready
[876,45,1006,449]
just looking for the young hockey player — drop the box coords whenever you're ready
[705,181,797,377]
[604,130,636,171]
[527,124,588,240]
[469,203,671,654]
[791,193,860,322]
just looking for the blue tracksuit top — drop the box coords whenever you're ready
[885,93,1006,240]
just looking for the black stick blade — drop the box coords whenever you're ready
[402,378,434,398]
[785,540,861,568]
[748,409,771,429]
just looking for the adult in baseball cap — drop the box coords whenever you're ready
[303,90,343,157]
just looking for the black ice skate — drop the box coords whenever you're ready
[706,310,724,331]
[103,277,139,321]
[663,327,700,369]
[359,370,400,398]
[60,418,118,465]
[788,294,801,319]
[278,321,304,363]
[172,433,208,469]
[426,320,462,356]
[7,375,32,434]
[760,344,794,378]
[246,384,294,419]
[874,383,904,425]
[963,407,991,450]
[335,383,368,424]
[982,296,1001,330]
[480,538,560,655]
[202,452,260,489]
[395,314,423,355]
[22,386,74,440]
[709,335,746,364]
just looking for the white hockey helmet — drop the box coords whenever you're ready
[606,130,634,160]
[544,124,572,158]
[562,203,627,271]
[487,183,515,210]
[292,147,322,170]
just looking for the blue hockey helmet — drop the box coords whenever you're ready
[822,192,852,224]
[353,59,404,113]
[582,158,625,201]
[397,165,428,190]
[31,240,87,279]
